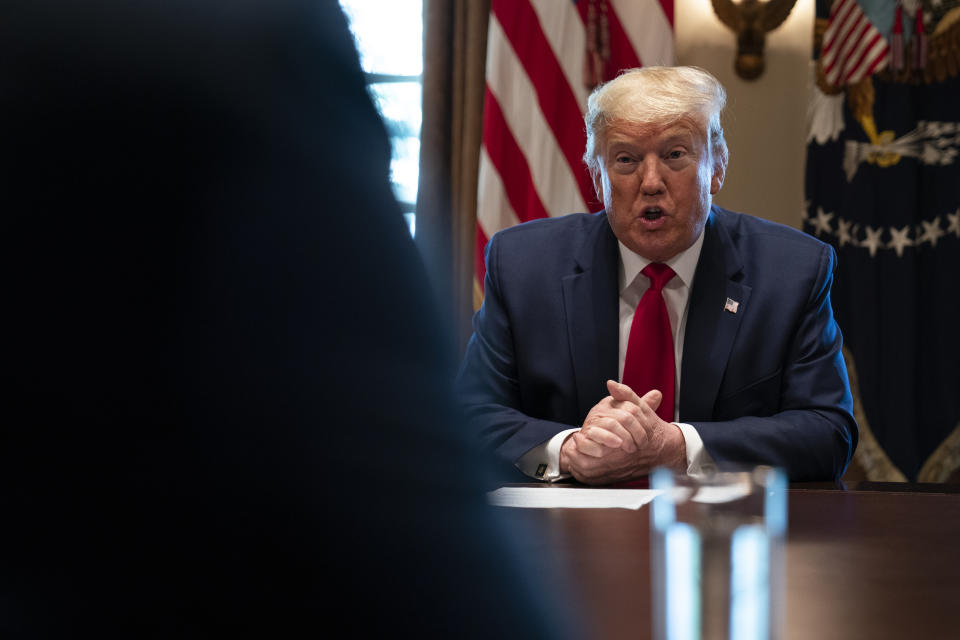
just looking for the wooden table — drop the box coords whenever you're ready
[497,484,960,639]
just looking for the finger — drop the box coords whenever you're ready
[639,389,663,413]
[564,445,604,478]
[610,407,648,449]
[606,399,660,449]
[631,394,665,427]
[582,395,618,425]
[607,379,642,404]
[589,412,638,452]
[581,425,623,449]
[584,414,635,446]
[572,432,606,458]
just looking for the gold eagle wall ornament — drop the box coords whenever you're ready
[711,0,800,80]
[925,5,960,83]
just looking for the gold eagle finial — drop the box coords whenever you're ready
[711,0,799,80]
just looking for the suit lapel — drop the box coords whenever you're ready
[680,208,752,421]
[562,213,620,421]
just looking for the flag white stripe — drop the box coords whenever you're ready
[835,20,870,68]
[477,2,674,286]
[827,0,857,37]
[821,0,888,87]
[822,0,858,60]
[848,39,888,83]
[832,21,871,77]
[529,0,590,111]
[848,33,884,78]
[486,15,588,216]
[477,147,522,239]
[613,0,674,66]
[827,14,866,67]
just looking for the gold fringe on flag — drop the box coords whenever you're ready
[918,423,960,482]
[843,347,909,482]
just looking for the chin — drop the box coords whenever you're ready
[632,236,687,263]
[629,243,670,263]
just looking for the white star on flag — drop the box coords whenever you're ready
[811,207,835,237]
[917,218,945,247]
[947,210,960,238]
[836,218,857,247]
[887,225,914,257]
[862,225,884,257]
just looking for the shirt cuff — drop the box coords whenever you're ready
[515,428,579,481]
[674,422,716,477]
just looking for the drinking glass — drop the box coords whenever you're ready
[650,466,787,640]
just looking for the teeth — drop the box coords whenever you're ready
[643,208,662,219]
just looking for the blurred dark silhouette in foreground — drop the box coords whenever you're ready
[0,1,575,636]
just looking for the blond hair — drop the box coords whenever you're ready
[582,66,728,182]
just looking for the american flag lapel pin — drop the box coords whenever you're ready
[724,297,739,314]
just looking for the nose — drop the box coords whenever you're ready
[639,156,665,195]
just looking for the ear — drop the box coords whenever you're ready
[710,161,725,195]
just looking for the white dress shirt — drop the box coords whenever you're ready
[516,229,715,480]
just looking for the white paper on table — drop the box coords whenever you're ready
[487,487,661,510]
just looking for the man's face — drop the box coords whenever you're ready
[597,120,723,263]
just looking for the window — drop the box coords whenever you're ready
[339,0,423,236]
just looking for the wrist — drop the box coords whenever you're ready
[663,423,687,472]
[558,433,576,474]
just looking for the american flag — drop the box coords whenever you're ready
[475,0,675,294]
[820,0,889,87]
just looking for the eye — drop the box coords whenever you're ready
[666,149,685,160]
[612,154,637,173]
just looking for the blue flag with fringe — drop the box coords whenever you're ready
[805,0,960,481]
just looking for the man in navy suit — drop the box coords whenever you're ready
[458,66,857,484]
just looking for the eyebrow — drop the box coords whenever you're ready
[607,133,694,151]
[659,129,696,145]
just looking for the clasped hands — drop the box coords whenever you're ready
[558,380,686,485]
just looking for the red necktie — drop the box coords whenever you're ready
[622,263,675,423]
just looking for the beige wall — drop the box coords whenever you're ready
[676,0,814,229]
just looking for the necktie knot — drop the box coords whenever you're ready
[642,263,675,292]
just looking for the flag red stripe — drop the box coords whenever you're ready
[850,39,889,82]
[832,0,858,30]
[824,18,869,75]
[821,0,858,57]
[491,0,596,209]
[658,0,675,28]
[482,88,551,224]
[476,2,674,287]
[824,11,864,62]
[603,5,645,76]
[575,0,644,76]
[821,0,888,87]
[862,43,889,76]
[830,0,857,28]
[836,20,871,67]
[842,32,885,82]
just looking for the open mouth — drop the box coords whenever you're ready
[642,207,664,221]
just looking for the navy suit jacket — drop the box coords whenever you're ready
[457,206,857,482]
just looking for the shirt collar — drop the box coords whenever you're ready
[617,227,706,294]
